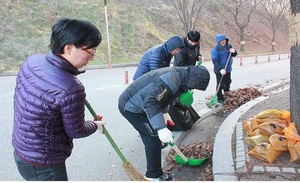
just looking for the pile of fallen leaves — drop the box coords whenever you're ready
[223,87,262,112]
[165,141,213,180]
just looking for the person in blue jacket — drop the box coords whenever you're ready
[12,18,105,181]
[211,34,238,103]
[133,36,184,80]
[118,65,210,181]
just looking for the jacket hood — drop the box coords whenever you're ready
[215,34,228,44]
[165,36,184,53]
[183,66,210,91]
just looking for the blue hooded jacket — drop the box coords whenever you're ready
[133,36,184,80]
[211,34,237,73]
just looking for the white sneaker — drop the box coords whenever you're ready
[144,174,175,181]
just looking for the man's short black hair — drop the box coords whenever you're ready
[50,18,102,54]
[187,31,200,42]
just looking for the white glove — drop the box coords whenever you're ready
[163,113,172,125]
[229,48,235,53]
[157,128,174,143]
[94,120,107,134]
[220,69,226,75]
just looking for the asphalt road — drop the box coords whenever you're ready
[0,54,290,181]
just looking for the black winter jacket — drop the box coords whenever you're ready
[174,37,201,66]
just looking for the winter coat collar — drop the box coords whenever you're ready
[46,51,84,76]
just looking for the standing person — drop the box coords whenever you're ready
[118,66,210,181]
[12,18,105,181]
[132,36,184,80]
[174,30,202,67]
[211,34,238,103]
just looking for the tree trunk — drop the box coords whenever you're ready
[272,30,276,52]
[240,28,245,52]
[290,0,300,133]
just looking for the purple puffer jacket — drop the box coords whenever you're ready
[12,51,98,165]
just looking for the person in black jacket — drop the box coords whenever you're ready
[171,31,202,131]
[118,66,210,181]
[174,31,202,67]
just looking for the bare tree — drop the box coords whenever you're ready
[217,0,262,52]
[256,0,289,51]
[290,0,300,133]
[167,0,208,33]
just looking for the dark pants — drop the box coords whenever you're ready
[118,106,163,178]
[14,151,68,181]
[215,72,231,101]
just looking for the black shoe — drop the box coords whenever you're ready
[218,99,224,104]
[144,174,175,181]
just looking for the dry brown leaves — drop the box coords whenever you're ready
[165,141,213,170]
[223,87,262,112]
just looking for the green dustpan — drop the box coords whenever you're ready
[207,94,218,109]
[174,154,209,166]
[169,143,209,167]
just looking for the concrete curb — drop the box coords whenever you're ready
[212,95,268,180]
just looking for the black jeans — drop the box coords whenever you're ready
[215,72,231,101]
[118,106,163,178]
[13,151,68,181]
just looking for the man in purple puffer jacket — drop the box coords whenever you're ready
[12,18,105,181]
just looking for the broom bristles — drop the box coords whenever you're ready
[123,161,147,181]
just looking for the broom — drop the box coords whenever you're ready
[85,99,146,181]
[207,52,232,109]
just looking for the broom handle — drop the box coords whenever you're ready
[215,52,232,93]
[169,143,188,162]
[85,99,127,164]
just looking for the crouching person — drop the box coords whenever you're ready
[118,66,210,181]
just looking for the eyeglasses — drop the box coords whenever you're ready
[80,46,97,56]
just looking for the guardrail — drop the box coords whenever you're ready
[203,53,290,66]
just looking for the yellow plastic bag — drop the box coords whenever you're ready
[248,128,263,137]
[243,118,258,135]
[245,134,269,147]
[283,123,300,140]
[269,134,288,151]
[248,142,283,163]
[283,123,300,162]
[281,109,290,125]
[258,121,286,136]
[287,140,300,162]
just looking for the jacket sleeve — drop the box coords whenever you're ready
[228,44,238,57]
[148,50,163,70]
[60,87,98,138]
[196,45,201,61]
[174,51,187,66]
[211,48,222,71]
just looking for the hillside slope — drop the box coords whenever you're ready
[0,0,289,71]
